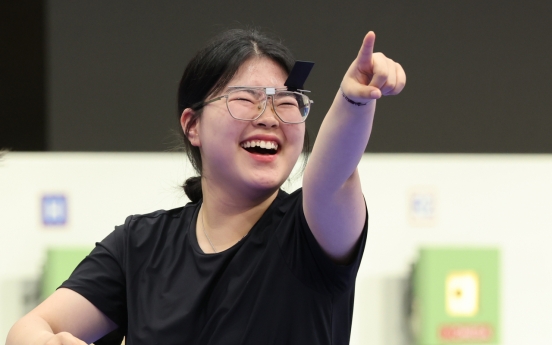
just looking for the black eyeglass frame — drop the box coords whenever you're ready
[191,86,313,124]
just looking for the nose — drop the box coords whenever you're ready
[253,97,280,128]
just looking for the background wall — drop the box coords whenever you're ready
[0,0,45,151]
[2,1,552,152]
[1,153,551,344]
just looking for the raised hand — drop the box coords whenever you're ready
[303,31,406,263]
[341,31,406,104]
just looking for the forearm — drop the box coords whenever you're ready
[6,288,116,345]
[304,89,376,192]
[6,314,57,345]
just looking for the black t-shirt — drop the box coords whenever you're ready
[61,188,368,345]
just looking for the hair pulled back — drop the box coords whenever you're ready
[178,29,307,203]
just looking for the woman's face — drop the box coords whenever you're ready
[190,57,305,197]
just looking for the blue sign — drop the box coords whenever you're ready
[42,195,68,226]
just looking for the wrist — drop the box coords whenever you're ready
[340,88,368,106]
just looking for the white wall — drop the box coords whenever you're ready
[1,153,551,344]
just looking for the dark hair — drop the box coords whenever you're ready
[178,28,310,203]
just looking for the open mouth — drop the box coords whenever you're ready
[240,140,279,155]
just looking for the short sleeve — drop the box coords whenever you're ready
[276,189,368,296]
[59,219,129,330]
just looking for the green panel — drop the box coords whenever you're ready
[41,247,92,301]
[413,247,500,345]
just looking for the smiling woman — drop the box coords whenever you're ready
[6,28,405,345]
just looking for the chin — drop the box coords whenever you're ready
[244,173,287,193]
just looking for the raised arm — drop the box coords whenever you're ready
[303,32,406,263]
[6,288,117,345]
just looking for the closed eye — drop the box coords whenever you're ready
[276,100,299,107]
[234,97,255,104]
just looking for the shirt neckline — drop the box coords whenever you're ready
[188,190,287,255]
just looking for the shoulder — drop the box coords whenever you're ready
[119,202,199,243]
[127,205,190,224]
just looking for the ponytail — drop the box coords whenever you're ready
[183,176,203,203]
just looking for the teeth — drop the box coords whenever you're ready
[240,140,278,150]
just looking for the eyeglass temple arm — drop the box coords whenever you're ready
[190,95,226,111]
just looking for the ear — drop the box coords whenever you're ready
[180,108,201,147]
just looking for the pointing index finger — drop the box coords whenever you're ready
[357,31,376,70]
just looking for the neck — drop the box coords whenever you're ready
[197,177,279,252]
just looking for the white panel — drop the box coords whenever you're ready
[1,153,552,344]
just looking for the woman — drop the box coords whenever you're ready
[6,29,405,345]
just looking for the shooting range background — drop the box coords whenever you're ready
[1,1,552,344]
[1,153,551,344]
